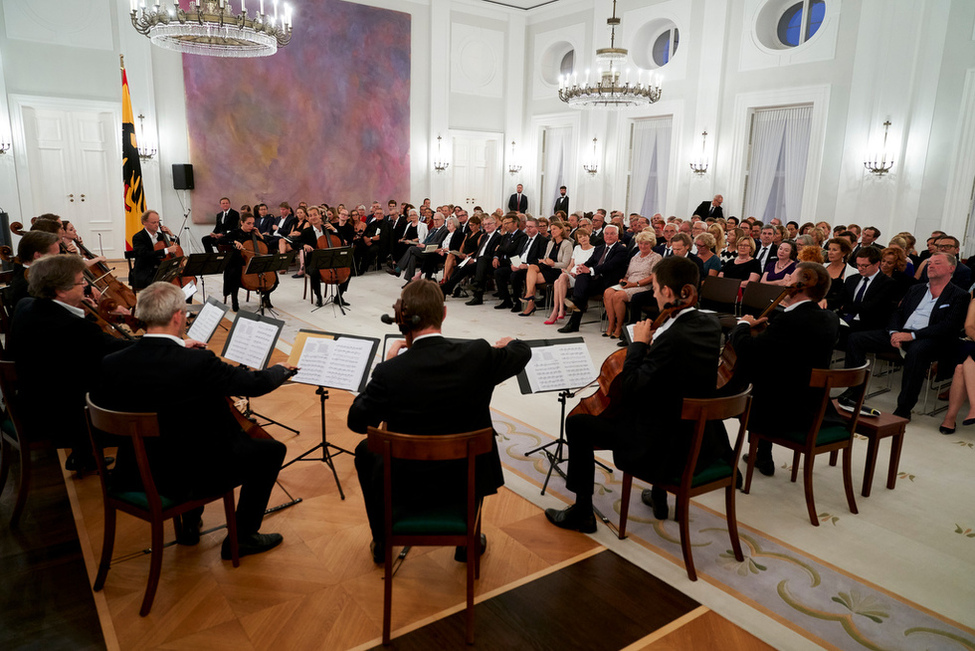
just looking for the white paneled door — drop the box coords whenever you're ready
[451,133,501,213]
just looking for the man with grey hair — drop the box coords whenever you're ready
[96,282,296,556]
[11,254,131,472]
[693,194,723,220]
[559,224,629,333]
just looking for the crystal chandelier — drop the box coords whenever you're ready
[558,0,661,109]
[130,0,293,58]
[864,120,894,176]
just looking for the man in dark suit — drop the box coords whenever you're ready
[554,186,569,215]
[915,236,971,290]
[488,212,527,295]
[693,194,724,220]
[558,224,629,333]
[546,256,730,531]
[494,217,547,311]
[841,253,969,419]
[753,226,779,271]
[836,246,897,348]
[396,212,449,282]
[253,203,275,234]
[8,231,60,308]
[96,282,294,557]
[130,210,180,290]
[508,183,528,213]
[349,279,531,561]
[11,255,131,472]
[264,202,297,251]
[202,197,240,253]
[451,214,502,303]
[653,222,678,257]
[730,262,840,476]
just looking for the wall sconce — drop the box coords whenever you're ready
[864,120,894,176]
[582,138,599,176]
[690,130,709,175]
[136,113,157,162]
[507,140,521,175]
[433,135,449,173]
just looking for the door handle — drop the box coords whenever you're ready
[68,193,74,202]
[80,194,86,202]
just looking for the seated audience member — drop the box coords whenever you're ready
[520,220,572,317]
[886,236,916,276]
[444,216,501,301]
[759,239,798,286]
[694,232,722,276]
[836,245,897,344]
[841,253,968,420]
[796,239,825,264]
[202,197,240,253]
[558,225,629,333]
[940,297,975,434]
[264,202,296,252]
[879,246,917,302]
[355,207,392,272]
[421,214,466,280]
[719,236,762,285]
[283,205,311,273]
[653,223,677,257]
[628,233,701,323]
[96,282,293,557]
[130,210,180,290]
[603,231,661,339]
[393,212,448,283]
[495,217,546,312]
[388,209,428,272]
[546,256,730,530]
[443,214,482,283]
[915,236,971,289]
[753,226,778,270]
[10,254,131,472]
[730,262,840,476]
[823,237,856,311]
[545,228,595,324]
[721,227,744,262]
[349,280,531,562]
[8,231,60,308]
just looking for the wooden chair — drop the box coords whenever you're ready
[743,364,870,526]
[617,387,752,582]
[366,426,493,646]
[0,360,55,525]
[85,395,240,617]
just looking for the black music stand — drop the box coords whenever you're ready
[306,247,353,315]
[152,256,185,284]
[183,252,230,306]
[242,252,294,317]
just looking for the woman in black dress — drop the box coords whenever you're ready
[719,236,762,286]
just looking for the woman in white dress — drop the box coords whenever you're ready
[545,228,595,325]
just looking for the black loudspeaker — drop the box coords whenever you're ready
[172,163,195,190]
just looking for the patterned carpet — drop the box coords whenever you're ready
[490,409,975,651]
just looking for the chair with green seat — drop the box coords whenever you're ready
[366,426,493,646]
[743,364,870,527]
[0,359,56,525]
[617,387,753,582]
[85,395,240,617]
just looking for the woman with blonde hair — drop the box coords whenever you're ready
[707,223,726,254]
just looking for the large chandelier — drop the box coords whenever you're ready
[130,0,293,58]
[558,0,661,109]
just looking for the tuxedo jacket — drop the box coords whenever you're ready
[753,243,779,271]
[508,193,528,212]
[613,310,731,479]
[554,195,569,215]
[347,336,531,495]
[730,301,842,435]
[214,208,240,235]
[11,298,130,447]
[582,242,630,286]
[495,229,528,265]
[96,337,290,498]
[256,215,277,234]
[391,215,409,241]
[839,271,897,331]
[512,234,548,266]
[8,263,29,308]
[130,228,168,289]
[268,215,297,239]
[693,201,723,220]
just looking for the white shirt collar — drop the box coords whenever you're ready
[784,298,812,312]
[144,333,186,346]
[53,299,85,318]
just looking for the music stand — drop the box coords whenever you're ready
[306,247,353,315]
[152,256,185,284]
[242,252,294,317]
[182,252,230,306]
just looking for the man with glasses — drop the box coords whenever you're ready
[914,236,971,289]
[836,246,897,348]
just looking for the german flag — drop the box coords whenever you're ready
[121,55,146,250]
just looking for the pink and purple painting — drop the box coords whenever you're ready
[182,0,411,222]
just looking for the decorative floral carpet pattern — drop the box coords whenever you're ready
[491,410,975,651]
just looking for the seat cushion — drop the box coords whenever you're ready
[110,490,177,511]
[391,501,468,535]
[1,417,17,441]
[662,458,734,488]
[778,425,851,446]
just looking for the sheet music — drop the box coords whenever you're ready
[187,299,226,343]
[510,255,523,267]
[458,256,472,268]
[523,342,597,393]
[290,336,375,391]
[223,318,280,369]
[182,280,197,301]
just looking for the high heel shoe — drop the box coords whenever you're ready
[519,300,536,317]
[940,424,956,435]
[544,316,558,325]
[963,417,975,426]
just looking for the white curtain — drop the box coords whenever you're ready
[541,126,570,216]
[628,117,672,217]
[745,106,812,222]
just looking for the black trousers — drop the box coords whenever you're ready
[845,329,938,413]
[570,274,613,313]
[564,414,662,497]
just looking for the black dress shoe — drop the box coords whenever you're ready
[465,295,483,306]
[940,424,956,435]
[370,540,384,564]
[451,287,463,298]
[545,505,597,533]
[385,266,400,277]
[177,516,203,546]
[336,295,351,307]
[231,301,240,312]
[641,487,669,520]
[494,301,513,310]
[893,409,912,421]
[221,532,283,560]
[453,534,487,562]
[743,453,775,477]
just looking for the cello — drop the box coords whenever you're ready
[568,284,699,420]
[316,221,351,287]
[239,230,279,295]
[155,226,196,288]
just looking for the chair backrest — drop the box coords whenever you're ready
[740,282,787,317]
[700,276,741,311]
[0,360,25,444]
[85,394,165,513]
[679,386,752,492]
[0,285,14,340]
[807,363,870,442]
[366,427,494,462]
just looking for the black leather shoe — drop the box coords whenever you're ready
[641,488,669,520]
[893,408,912,421]
[336,295,351,307]
[314,295,323,308]
[743,453,775,477]
[940,424,956,435]
[494,301,513,310]
[451,287,462,298]
[465,295,483,306]
[558,313,582,333]
[231,301,240,312]
[370,540,384,564]
[453,534,487,562]
[221,532,283,560]
[545,505,597,533]
[177,515,203,546]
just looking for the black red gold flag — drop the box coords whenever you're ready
[121,55,146,250]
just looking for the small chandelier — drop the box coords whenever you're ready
[864,120,894,176]
[507,141,522,175]
[558,0,661,109]
[130,0,293,58]
[690,130,709,175]
[0,141,9,155]
[137,114,157,162]
[433,135,449,173]
[583,138,599,176]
